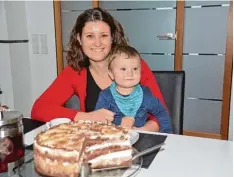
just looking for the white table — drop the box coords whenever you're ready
[23,125,233,177]
[123,131,233,177]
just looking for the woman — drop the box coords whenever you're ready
[31,8,166,132]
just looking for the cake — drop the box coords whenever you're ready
[34,121,133,177]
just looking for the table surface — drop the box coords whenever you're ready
[134,130,233,177]
[1,119,233,177]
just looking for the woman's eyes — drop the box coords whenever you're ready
[102,34,109,37]
[86,34,109,38]
[120,68,126,71]
[86,35,94,38]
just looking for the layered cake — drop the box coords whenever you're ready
[34,121,132,177]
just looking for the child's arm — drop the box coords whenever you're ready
[95,91,110,110]
[145,88,173,133]
[148,99,172,133]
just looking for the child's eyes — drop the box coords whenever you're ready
[120,67,139,71]
[133,67,139,71]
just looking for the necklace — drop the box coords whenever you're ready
[90,66,108,78]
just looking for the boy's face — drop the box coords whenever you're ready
[109,53,141,89]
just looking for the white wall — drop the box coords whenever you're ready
[0,1,14,109]
[25,1,57,102]
[0,1,57,116]
[4,1,33,116]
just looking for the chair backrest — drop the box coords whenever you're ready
[65,95,80,110]
[153,71,185,135]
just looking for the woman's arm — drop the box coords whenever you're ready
[133,120,159,131]
[139,59,167,131]
[140,59,167,108]
[31,67,79,122]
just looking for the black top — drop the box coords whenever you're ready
[85,68,102,112]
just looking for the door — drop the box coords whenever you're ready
[99,1,176,71]
[182,1,232,139]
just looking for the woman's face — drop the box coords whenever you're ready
[78,20,112,62]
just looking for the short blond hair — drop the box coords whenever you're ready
[108,45,140,69]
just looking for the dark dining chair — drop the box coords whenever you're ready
[153,71,185,135]
[65,95,80,110]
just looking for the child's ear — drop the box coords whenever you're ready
[108,70,114,80]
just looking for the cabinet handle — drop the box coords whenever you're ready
[157,32,176,40]
[0,40,29,43]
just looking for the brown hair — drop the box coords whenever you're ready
[66,8,129,72]
[108,45,141,69]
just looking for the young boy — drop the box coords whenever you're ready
[95,45,172,133]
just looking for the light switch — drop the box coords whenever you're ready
[40,34,48,54]
[32,34,39,54]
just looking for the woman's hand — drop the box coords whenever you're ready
[74,108,115,123]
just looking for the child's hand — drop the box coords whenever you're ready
[121,116,135,129]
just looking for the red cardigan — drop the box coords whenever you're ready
[31,59,166,122]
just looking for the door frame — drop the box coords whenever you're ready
[220,0,233,140]
[53,0,232,140]
[53,1,63,75]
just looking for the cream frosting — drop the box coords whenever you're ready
[88,149,132,164]
[86,140,131,152]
